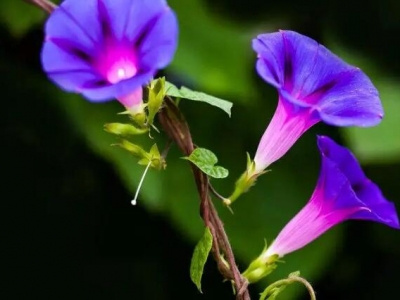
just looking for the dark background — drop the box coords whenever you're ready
[2,0,400,299]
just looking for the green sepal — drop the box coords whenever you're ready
[114,140,166,171]
[104,123,148,136]
[242,251,279,284]
[117,102,148,128]
[131,111,147,128]
[147,77,166,126]
[190,227,213,293]
[147,144,166,170]
[224,153,259,205]
[115,139,148,158]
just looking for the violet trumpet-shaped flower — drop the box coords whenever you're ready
[41,0,178,113]
[265,135,399,258]
[253,30,382,173]
[225,30,383,205]
[242,136,399,283]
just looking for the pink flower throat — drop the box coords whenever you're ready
[96,45,138,84]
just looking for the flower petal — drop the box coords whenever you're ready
[45,0,102,52]
[351,180,400,228]
[252,33,285,89]
[41,39,93,72]
[99,0,169,42]
[317,70,383,126]
[318,136,399,228]
[253,31,353,99]
[79,70,154,101]
[139,7,179,70]
[253,30,383,127]
[253,98,317,171]
[46,70,101,94]
[317,135,365,185]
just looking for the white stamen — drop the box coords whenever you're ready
[117,68,126,79]
[131,160,152,206]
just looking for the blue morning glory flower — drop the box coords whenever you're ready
[41,0,178,112]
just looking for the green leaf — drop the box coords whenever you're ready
[165,81,233,117]
[190,227,213,293]
[147,77,167,126]
[183,148,229,179]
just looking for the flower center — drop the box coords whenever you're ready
[96,44,138,84]
[106,59,138,84]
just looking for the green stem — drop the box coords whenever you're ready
[225,169,258,205]
[260,273,316,300]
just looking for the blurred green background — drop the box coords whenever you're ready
[2,0,400,299]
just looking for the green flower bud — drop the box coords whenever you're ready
[104,123,148,136]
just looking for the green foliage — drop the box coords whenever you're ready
[189,227,213,292]
[44,76,338,300]
[166,81,233,117]
[8,2,400,300]
[183,148,229,179]
[0,0,46,36]
[147,78,167,126]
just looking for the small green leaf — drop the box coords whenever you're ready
[165,81,233,117]
[183,148,229,179]
[104,123,148,136]
[147,77,166,126]
[190,227,213,293]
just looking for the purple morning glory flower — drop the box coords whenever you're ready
[41,0,178,112]
[264,136,399,258]
[252,30,383,173]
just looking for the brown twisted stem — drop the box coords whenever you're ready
[23,0,56,13]
[158,97,250,300]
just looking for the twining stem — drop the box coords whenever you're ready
[260,273,316,300]
[23,0,56,13]
[158,97,250,300]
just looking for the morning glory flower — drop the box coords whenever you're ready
[265,135,399,258]
[242,136,399,283]
[253,30,383,173]
[225,30,383,205]
[41,0,178,113]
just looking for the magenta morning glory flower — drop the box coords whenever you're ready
[41,0,178,113]
[252,30,383,173]
[264,136,399,258]
[242,136,399,283]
